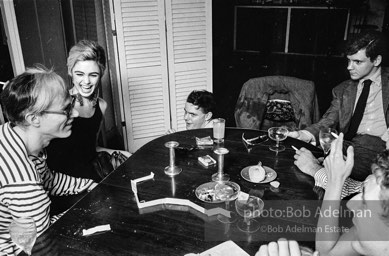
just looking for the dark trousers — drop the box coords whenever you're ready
[343,134,386,181]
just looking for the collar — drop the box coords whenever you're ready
[360,67,381,88]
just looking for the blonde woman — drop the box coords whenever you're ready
[47,40,130,182]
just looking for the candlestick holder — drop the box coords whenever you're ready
[164,141,182,176]
[212,147,230,182]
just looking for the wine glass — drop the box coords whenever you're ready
[235,196,264,233]
[268,127,288,152]
[9,217,37,255]
[216,182,240,224]
[319,127,337,156]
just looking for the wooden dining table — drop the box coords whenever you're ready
[33,128,325,256]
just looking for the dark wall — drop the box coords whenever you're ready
[0,10,13,82]
[14,0,68,81]
[212,0,351,127]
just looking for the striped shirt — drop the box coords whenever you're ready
[0,123,95,255]
[314,168,363,199]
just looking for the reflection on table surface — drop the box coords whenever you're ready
[36,128,324,256]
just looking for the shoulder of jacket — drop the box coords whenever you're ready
[334,79,355,91]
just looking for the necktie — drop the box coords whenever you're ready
[344,79,372,140]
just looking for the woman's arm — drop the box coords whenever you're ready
[96,98,131,157]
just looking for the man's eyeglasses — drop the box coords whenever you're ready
[41,96,75,119]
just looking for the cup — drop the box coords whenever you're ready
[213,118,225,143]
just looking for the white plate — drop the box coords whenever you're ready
[195,181,240,203]
[241,165,277,183]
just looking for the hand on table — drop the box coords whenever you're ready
[256,238,319,256]
[293,147,322,177]
[288,131,311,143]
[323,133,354,184]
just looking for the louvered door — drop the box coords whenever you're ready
[112,0,212,153]
[165,0,212,131]
[113,0,171,152]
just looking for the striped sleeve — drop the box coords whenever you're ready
[314,168,363,199]
[33,156,95,196]
[0,123,52,255]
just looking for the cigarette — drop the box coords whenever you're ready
[331,132,339,138]
[291,145,298,151]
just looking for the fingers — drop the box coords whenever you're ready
[256,244,269,256]
[288,240,301,256]
[329,132,344,159]
[331,132,343,157]
[346,145,354,168]
[277,238,290,256]
[288,131,300,138]
[268,241,279,256]
[257,239,304,256]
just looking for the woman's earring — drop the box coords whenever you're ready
[75,93,84,106]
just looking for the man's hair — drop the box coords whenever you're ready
[186,90,215,114]
[0,65,68,126]
[67,40,106,77]
[371,150,389,222]
[345,30,386,61]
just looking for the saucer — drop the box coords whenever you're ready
[241,165,277,183]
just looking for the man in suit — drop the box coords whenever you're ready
[290,30,389,181]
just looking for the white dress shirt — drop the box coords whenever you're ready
[355,67,387,138]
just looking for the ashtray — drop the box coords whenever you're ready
[195,181,240,203]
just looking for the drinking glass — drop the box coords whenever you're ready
[213,118,225,143]
[216,182,240,224]
[319,127,337,156]
[9,217,37,255]
[235,196,264,233]
[268,127,288,152]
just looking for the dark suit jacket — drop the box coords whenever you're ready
[305,67,389,181]
[305,67,389,141]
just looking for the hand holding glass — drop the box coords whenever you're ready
[9,217,37,255]
[319,127,337,155]
[268,127,288,152]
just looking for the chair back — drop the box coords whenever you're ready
[234,75,320,131]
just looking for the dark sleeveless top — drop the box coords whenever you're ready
[46,102,103,181]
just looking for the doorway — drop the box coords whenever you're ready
[0,9,13,88]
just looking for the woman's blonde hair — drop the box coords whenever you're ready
[67,40,106,77]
